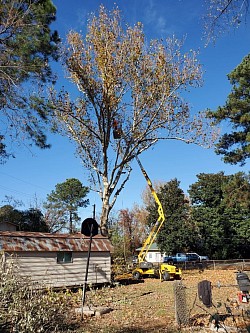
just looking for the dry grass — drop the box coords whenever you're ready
[2,260,249,332]
[77,269,250,333]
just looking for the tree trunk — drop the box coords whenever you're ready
[100,196,110,236]
[69,211,73,234]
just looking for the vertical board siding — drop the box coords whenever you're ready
[5,251,111,288]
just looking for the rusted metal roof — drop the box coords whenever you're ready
[0,231,114,252]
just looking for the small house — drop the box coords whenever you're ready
[0,231,113,288]
[135,242,163,263]
[0,221,19,231]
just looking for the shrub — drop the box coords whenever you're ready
[0,253,75,333]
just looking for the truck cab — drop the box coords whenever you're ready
[163,253,187,264]
[163,252,209,264]
[187,252,209,261]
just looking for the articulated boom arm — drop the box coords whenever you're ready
[135,155,165,263]
[111,121,165,263]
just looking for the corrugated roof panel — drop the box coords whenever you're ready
[0,231,113,252]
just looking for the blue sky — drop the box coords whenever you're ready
[1,0,250,221]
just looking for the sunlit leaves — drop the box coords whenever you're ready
[62,5,216,151]
[50,5,218,231]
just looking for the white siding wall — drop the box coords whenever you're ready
[146,251,163,263]
[5,251,111,288]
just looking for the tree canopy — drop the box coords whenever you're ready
[44,178,89,233]
[126,171,250,260]
[0,205,49,232]
[210,53,250,165]
[19,208,49,232]
[188,172,250,259]
[0,0,60,162]
[0,204,22,225]
[43,5,218,235]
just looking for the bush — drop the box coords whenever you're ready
[0,254,75,333]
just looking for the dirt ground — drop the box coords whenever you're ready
[76,269,250,333]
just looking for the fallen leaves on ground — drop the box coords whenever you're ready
[75,269,250,333]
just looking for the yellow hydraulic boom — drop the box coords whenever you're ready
[132,155,181,281]
[112,121,181,281]
[134,155,165,263]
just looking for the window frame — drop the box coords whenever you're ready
[56,252,73,264]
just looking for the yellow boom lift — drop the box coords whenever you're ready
[112,120,181,281]
[132,155,182,281]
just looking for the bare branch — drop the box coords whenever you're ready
[49,5,219,232]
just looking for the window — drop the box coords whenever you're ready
[57,252,73,264]
[187,253,199,261]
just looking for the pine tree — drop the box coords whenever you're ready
[0,0,60,160]
[210,53,250,165]
[44,178,89,233]
[189,172,250,259]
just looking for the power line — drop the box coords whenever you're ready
[0,171,48,191]
[0,184,34,198]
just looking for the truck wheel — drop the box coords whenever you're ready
[133,271,141,280]
[162,271,170,281]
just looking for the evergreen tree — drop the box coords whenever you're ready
[19,208,49,232]
[0,205,22,225]
[210,53,250,165]
[0,0,60,161]
[189,172,250,259]
[222,172,250,258]
[0,205,49,232]
[44,178,89,233]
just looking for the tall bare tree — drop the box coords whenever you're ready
[46,5,218,235]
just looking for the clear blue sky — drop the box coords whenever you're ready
[1,0,250,221]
